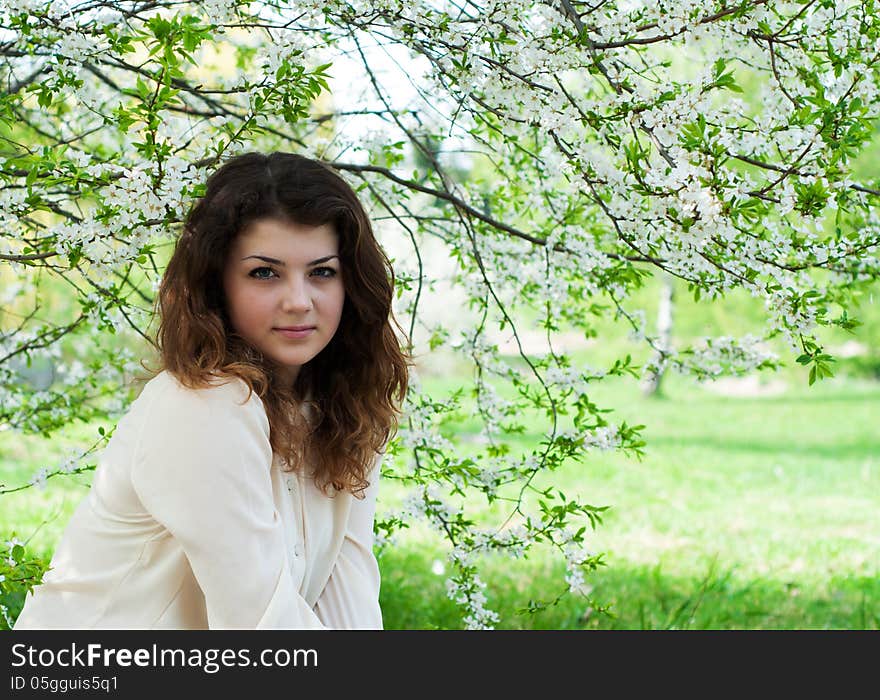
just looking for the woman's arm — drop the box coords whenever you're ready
[131,374,326,629]
[312,453,384,629]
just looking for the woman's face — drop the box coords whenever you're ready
[222,217,345,386]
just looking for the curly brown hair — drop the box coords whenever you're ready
[142,152,411,496]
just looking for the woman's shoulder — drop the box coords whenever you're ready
[137,369,266,417]
[128,370,275,493]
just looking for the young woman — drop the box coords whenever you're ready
[14,152,410,629]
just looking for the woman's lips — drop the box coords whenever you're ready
[274,327,315,339]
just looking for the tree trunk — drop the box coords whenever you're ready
[642,275,674,396]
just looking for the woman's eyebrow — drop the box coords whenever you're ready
[241,254,340,266]
[242,254,285,265]
[308,254,340,266]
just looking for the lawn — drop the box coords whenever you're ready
[376,372,879,629]
[2,371,878,629]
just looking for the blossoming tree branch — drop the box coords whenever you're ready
[0,0,878,627]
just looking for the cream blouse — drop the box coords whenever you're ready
[14,370,383,630]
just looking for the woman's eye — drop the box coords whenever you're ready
[249,267,277,280]
[311,267,337,278]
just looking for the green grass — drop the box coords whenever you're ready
[378,545,880,630]
[2,373,878,629]
[376,372,879,629]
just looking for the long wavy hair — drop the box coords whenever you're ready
[143,152,410,496]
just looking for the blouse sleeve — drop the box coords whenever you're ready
[312,453,384,629]
[130,375,327,630]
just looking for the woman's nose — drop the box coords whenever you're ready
[281,278,312,312]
